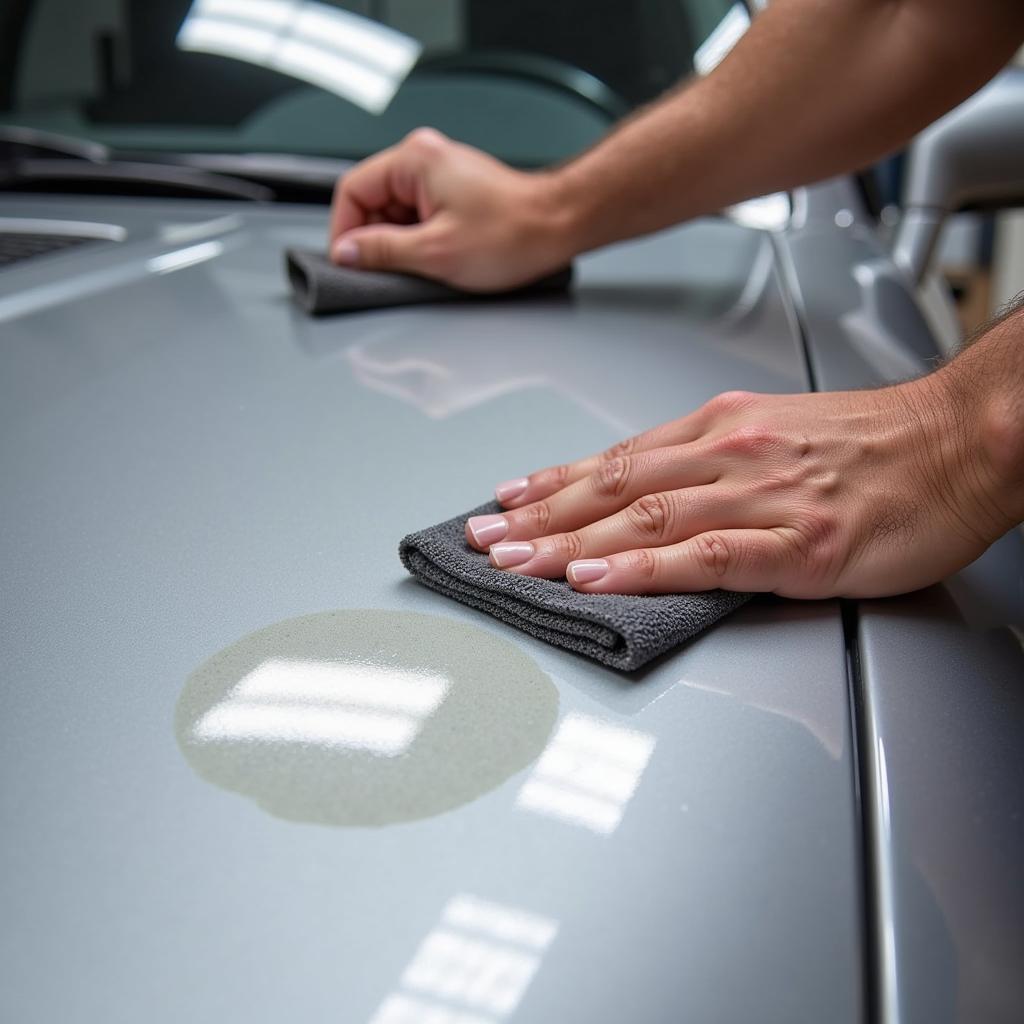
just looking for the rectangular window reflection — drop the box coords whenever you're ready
[367,895,558,1024]
[515,712,656,835]
[190,658,449,756]
[176,0,422,113]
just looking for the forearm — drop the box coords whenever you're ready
[544,0,1024,254]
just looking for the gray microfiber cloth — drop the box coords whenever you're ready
[399,501,752,671]
[285,249,574,315]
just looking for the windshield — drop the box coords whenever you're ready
[1,0,743,169]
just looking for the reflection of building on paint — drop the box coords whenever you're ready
[368,894,558,1024]
[176,0,422,113]
[191,658,449,756]
[515,713,656,835]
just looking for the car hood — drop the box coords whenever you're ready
[0,196,863,1023]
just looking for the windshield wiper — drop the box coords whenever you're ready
[0,124,110,162]
[0,126,343,202]
[0,156,275,201]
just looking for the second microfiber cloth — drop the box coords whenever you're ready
[399,502,752,672]
[286,249,574,315]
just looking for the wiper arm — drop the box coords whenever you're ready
[0,125,110,162]
[0,157,275,201]
[168,152,352,190]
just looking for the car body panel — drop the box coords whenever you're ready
[779,181,1024,1024]
[0,195,866,1023]
[856,586,1024,1024]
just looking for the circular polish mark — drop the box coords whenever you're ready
[176,610,559,827]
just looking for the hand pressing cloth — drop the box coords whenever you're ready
[285,249,573,315]
[399,502,752,672]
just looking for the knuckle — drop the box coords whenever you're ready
[695,532,734,578]
[536,466,569,493]
[786,508,840,568]
[593,455,631,498]
[801,507,839,549]
[715,424,778,456]
[621,547,658,579]
[707,390,754,416]
[601,436,635,462]
[516,500,552,535]
[627,492,673,541]
[405,126,442,152]
[555,531,585,561]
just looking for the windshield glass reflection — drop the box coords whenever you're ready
[369,894,558,1024]
[191,657,450,756]
[515,712,655,835]
[177,0,422,113]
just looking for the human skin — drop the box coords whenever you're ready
[327,0,1024,597]
[468,307,1024,596]
[328,0,1024,287]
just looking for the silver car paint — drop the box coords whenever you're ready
[3,179,1023,1022]
[778,180,1024,1024]
[0,193,866,1023]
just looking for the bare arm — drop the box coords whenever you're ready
[554,0,1024,252]
[329,0,1024,287]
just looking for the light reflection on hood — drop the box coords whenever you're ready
[191,657,449,756]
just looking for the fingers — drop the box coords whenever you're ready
[488,484,759,578]
[468,444,722,551]
[564,529,800,595]
[328,128,448,255]
[495,406,723,510]
[329,149,399,245]
[332,222,442,278]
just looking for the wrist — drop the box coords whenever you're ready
[922,355,1024,532]
[531,165,605,258]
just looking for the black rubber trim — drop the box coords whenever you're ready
[841,598,881,1024]
[767,231,820,393]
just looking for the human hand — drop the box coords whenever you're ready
[328,128,574,291]
[465,376,1021,598]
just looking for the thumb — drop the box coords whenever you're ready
[331,223,438,278]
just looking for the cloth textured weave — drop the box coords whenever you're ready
[399,502,752,671]
[285,249,573,315]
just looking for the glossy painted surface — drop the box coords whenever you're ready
[856,584,1024,1024]
[781,180,1024,1024]
[0,194,865,1022]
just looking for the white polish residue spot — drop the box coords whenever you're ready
[176,610,558,828]
[192,659,449,756]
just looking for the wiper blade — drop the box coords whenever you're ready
[0,157,274,201]
[0,127,334,201]
[168,152,352,191]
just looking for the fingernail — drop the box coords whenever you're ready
[466,514,508,548]
[489,541,534,568]
[332,238,359,264]
[568,559,609,584]
[494,477,529,503]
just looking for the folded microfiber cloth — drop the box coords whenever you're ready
[399,501,752,671]
[285,249,574,315]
